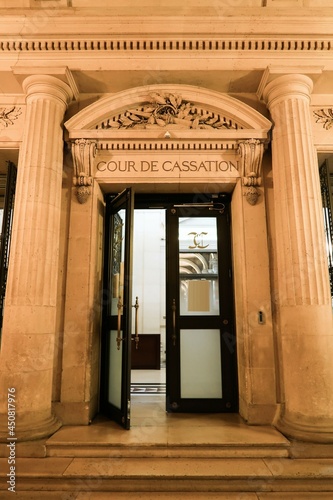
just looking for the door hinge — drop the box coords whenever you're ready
[127,399,131,420]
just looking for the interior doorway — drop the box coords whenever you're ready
[130,208,166,398]
[100,190,238,429]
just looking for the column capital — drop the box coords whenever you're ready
[262,73,313,109]
[22,74,73,108]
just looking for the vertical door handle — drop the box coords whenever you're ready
[116,296,123,350]
[172,298,176,347]
[132,296,140,349]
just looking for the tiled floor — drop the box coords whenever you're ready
[131,369,166,394]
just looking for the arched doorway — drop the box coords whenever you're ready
[64,84,274,429]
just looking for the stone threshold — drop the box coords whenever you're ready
[0,494,333,500]
[3,422,333,460]
[1,456,333,495]
[0,439,290,460]
[43,413,292,459]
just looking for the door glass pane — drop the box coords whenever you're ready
[110,210,126,316]
[179,217,219,315]
[109,329,123,409]
[180,329,222,398]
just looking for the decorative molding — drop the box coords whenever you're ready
[97,92,240,131]
[313,108,333,130]
[243,186,260,206]
[1,37,332,54]
[97,141,239,151]
[71,139,96,204]
[238,138,264,205]
[0,107,22,129]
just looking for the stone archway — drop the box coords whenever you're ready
[59,84,276,426]
[65,84,271,203]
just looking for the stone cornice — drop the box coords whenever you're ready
[1,35,333,53]
[67,130,270,143]
[1,13,333,37]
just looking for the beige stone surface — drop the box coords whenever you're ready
[258,495,333,500]
[77,494,258,500]
[263,73,333,441]
[231,173,277,422]
[264,457,333,477]
[63,456,272,477]
[0,0,333,462]
[0,456,73,476]
[47,406,289,448]
[0,75,72,441]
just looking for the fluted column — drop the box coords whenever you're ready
[263,74,333,442]
[0,75,72,441]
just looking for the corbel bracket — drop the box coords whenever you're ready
[71,139,96,204]
[238,139,264,205]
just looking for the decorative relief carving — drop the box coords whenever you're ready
[0,107,22,129]
[99,93,240,131]
[243,186,260,206]
[313,109,333,130]
[71,139,96,204]
[238,138,264,205]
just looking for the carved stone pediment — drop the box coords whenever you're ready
[96,92,242,131]
[65,85,272,205]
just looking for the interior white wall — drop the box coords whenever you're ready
[132,209,166,363]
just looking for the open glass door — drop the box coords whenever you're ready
[101,188,134,429]
[166,202,238,413]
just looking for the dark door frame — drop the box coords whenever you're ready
[165,201,238,413]
[101,191,238,422]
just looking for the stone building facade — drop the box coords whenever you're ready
[0,0,333,447]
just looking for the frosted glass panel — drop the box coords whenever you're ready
[108,330,122,409]
[180,329,222,399]
[180,277,219,315]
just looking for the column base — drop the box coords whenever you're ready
[0,413,62,443]
[275,414,333,443]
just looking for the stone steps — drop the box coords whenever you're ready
[1,456,333,497]
[46,442,291,459]
[43,416,292,459]
[1,415,333,498]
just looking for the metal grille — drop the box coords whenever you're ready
[319,160,333,300]
[0,161,16,337]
